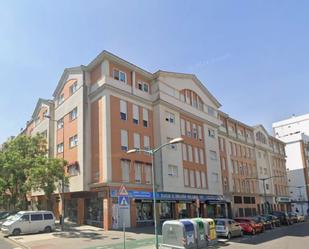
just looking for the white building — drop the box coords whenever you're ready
[273,114,309,215]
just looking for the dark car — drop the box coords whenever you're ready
[262,214,280,227]
[271,211,292,225]
[253,216,273,230]
[288,212,298,224]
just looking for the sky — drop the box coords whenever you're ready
[0,0,308,143]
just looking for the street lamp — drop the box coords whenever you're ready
[245,175,284,215]
[127,137,184,249]
[44,114,65,231]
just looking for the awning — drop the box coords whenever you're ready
[207,200,227,205]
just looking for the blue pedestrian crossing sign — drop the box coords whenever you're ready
[118,196,129,209]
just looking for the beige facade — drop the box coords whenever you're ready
[21,50,290,229]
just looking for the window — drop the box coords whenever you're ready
[144,136,150,150]
[21,214,29,221]
[194,147,199,164]
[186,121,191,137]
[195,171,201,188]
[69,107,78,121]
[192,124,197,139]
[182,144,187,161]
[212,172,219,182]
[120,100,127,120]
[145,164,152,184]
[199,149,204,164]
[121,160,130,182]
[207,106,216,116]
[70,82,78,95]
[133,133,141,150]
[184,168,189,186]
[133,104,139,124]
[180,119,185,135]
[121,130,128,151]
[188,145,193,162]
[190,170,195,188]
[198,126,202,140]
[31,214,43,221]
[69,135,78,148]
[222,158,226,170]
[58,94,64,105]
[168,165,178,177]
[201,172,206,188]
[165,112,175,124]
[113,69,126,83]
[57,118,64,129]
[57,143,64,153]
[210,150,217,160]
[135,163,142,183]
[44,213,53,220]
[67,163,79,176]
[208,128,215,138]
[143,108,148,127]
[264,168,267,175]
[137,81,149,93]
[167,137,177,150]
[266,183,269,190]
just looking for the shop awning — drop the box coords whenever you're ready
[207,200,227,205]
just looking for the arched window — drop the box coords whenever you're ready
[179,89,204,111]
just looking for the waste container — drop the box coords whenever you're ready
[191,218,207,249]
[202,218,217,245]
[160,220,197,249]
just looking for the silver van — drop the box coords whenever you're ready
[1,210,55,236]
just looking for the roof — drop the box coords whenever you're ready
[31,98,53,119]
[153,70,221,108]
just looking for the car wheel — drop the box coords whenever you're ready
[227,232,231,240]
[252,229,256,235]
[12,228,21,236]
[44,226,52,233]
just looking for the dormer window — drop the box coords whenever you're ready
[70,82,78,95]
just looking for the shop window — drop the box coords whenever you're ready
[65,198,78,223]
[178,203,188,219]
[160,202,173,220]
[136,202,153,221]
[85,198,103,227]
[234,196,242,204]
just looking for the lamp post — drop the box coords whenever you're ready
[245,175,284,215]
[45,114,65,231]
[127,137,184,249]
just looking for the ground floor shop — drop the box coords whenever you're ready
[32,187,227,230]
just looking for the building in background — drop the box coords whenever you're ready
[273,115,309,215]
[20,50,290,230]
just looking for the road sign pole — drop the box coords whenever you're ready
[123,219,126,249]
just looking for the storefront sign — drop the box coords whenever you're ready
[110,189,224,202]
[276,197,291,203]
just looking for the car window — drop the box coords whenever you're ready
[44,213,53,220]
[21,214,29,221]
[228,220,232,224]
[215,220,225,226]
[31,214,43,221]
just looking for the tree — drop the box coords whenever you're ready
[0,134,68,210]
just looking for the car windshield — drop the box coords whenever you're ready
[215,220,225,226]
[9,213,23,221]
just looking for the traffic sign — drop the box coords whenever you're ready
[118,184,129,196]
[118,196,129,209]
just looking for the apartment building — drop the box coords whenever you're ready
[21,50,290,230]
[22,51,227,230]
[273,114,309,215]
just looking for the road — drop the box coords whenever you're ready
[0,234,20,249]
[220,220,309,249]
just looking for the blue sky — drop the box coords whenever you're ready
[0,0,308,143]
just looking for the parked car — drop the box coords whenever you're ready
[296,213,305,222]
[1,210,55,236]
[252,216,272,230]
[262,214,281,227]
[288,212,298,224]
[214,218,243,240]
[271,211,292,225]
[234,218,264,235]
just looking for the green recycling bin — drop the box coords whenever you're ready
[191,218,207,249]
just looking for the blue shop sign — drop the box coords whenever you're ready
[110,189,223,202]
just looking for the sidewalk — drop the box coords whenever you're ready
[8,223,159,249]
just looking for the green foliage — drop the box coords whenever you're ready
[0,134,68,210]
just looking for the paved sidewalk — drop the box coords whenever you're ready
[8,225,158,249]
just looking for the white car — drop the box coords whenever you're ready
[1,210,55,236]
[215,218,243,240]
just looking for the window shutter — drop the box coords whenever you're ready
[133,104,139,121]
[143,108,148,121]
[120,100,127,114]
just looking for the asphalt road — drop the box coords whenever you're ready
[219,220,309,249]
